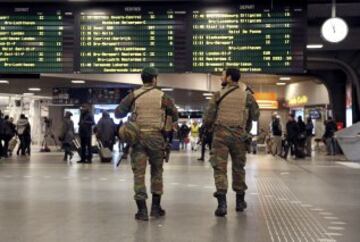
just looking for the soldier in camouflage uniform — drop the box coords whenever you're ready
[115,67,178,221]
[203,68,259,217]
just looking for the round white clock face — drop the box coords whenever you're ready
[321,17,349,43]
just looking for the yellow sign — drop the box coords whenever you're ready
[288,95,308,106]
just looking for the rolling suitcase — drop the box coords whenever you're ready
[8,137,18,152]
[171,139,180,151]
[295,145,306,158]
[98,141,112,163]
[71,137,82,157]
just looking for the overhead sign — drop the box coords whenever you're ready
[288,95,308,106]
[80,7,187,73]
[0,3,306,74]
[192,4,306,73]
[0,8,74,73]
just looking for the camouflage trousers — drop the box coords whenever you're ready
[131,131,165,200]
[209,126,248,195]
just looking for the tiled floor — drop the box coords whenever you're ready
[0,150,359,242]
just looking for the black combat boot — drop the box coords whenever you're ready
[150,194,166,218]
[135,200,149,221]
[214,193,227,217]
[236,192,247,212]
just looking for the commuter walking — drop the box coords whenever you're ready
[96,111,116,151]
[78,104,95,163]
[178,122,190,150]
[270,114,283,156]
[2,116,16,158]
[23,117,31,155]
[323,117,338,156]
[283,114,299,159]
[60,111,75,161]
[16,114,30,156]
[190,121,200,151]
[305,117,314,157]
[0,110,4,158]
[204,68,259,217]
[296,116,306,158]
[115,67,178,221]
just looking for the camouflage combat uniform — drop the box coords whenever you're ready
[115,83,178,200]
[204,82,259,195]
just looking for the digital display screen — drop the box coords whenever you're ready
[0,3,306,74]
[0,7,74,73]
[80,7,187,73]
[192,4,306,73]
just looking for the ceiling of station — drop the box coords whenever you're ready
[0,74,321,111]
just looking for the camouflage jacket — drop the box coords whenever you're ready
[203,82,260,133]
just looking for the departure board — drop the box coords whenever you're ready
[0,8,74,73]
[80,7,187,73]
[192,4,306,73]
[0,3,306,74]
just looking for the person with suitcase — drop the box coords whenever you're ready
[96,111,116,162]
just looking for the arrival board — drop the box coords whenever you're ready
[0,8,74,73]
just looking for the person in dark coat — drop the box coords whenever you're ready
[60,111,75,161]
[96,111,116,151]
[282,113,299,159]
[78,104,95,163]
[323,117,338,156]
[16,114,31,156]
[305,117,314,157]
[296,116,306,158]
[178,122,190,150]
[2,116,16,157]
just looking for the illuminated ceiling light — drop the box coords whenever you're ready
[306,44,323,49]
[161,88,174,92]
[28,87,41,92]
[71,80,86,84]
[279,77,291,81]
[276,82,287,86]
[203,93,213,96]
[205,97,212,100]
[23,93,34,96]
[0,80,9,84]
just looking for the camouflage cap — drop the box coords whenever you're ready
[118,121,140,145]
[142,67,159,76]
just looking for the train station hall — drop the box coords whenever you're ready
[0,0,359,242]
